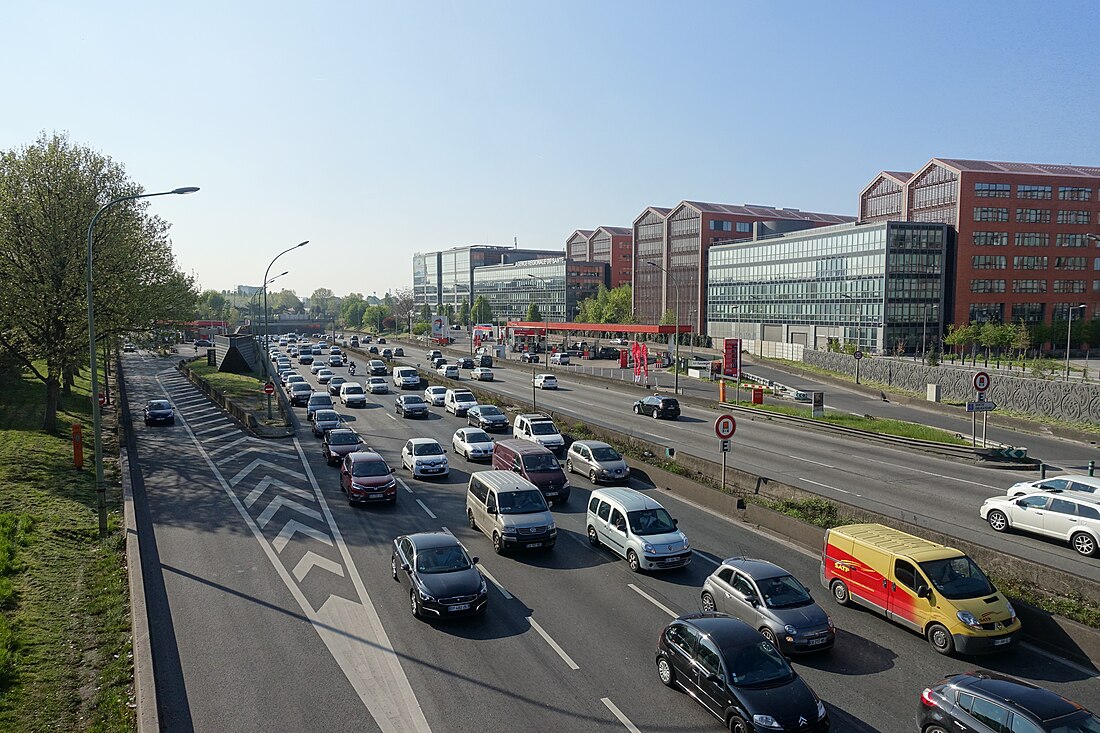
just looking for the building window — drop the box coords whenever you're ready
[1017,184,1052,199]
[736,221,752,233]
[1055,257,1086,270]
[1015,208,1051,223]
[1015,232,1049,247]
[1057,209,1091,224]
[709,220,732,232]
[1095,280,1100,292]
[968,303,1004,322]
[1053,280,1086,293]
[970,279,1006,293]
[972,255,1006,269]
[1012,302,1044,322]
[1013,256,1048,269]
[974,182,1010,198]
[973,207,1008,222]
[1013,279,1048,293]
[1057,233,1088,248]
[973,231,1008,246]
[1059,186,1092,201]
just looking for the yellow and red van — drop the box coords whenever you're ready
[820,523,1020,654]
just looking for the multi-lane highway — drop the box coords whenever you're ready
[123,346,1098,733]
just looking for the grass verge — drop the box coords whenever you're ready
[186,361,286,427]
[736,401,970,445]
[0,364,133,732]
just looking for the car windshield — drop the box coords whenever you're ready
[918,556,995,599]
[415,546,472,574]
[724,640,794,687]
[413,443,443,456]
[479,406,502,417]
[292,384,312,393]
[465,430,491,444]
[315,411,339,422]
[428,388,445,395]
[1050,712,1100,733]
[351,460,390,477]
[288,375,303,382]
[454,392,475,402]
[591,446,622,461]
[328,432,359,446]
[147,401,171,410]
[522,454,559,472]
[627,508,677,536]
[531,422,559,435]
[403,396,425,405]
[498,490,548,514]
[758,575,813,609]
[370,378,384,384]
[344,386,363,394]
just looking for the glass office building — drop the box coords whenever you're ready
[413,245,563,311]
[473,258,608,323]
[707,221,951,353]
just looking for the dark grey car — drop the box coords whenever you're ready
[701,558,834,654]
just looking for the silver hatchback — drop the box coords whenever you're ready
[566,440,630,484]
[700,558,834,654]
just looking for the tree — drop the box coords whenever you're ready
[457,301,470,328]
[443,303,455,322]
[526,302,543,321]
[340,294,367,330]
[471,296,493,324]
[576,284,635,324]
[361,305,387,334]
[310,287,335,320]
[1011,320,1032,359]
[270,289,301,314]
[390,288,415,334]
[659,308,677,326]
[943,322,979,356]
[418,303,432,323]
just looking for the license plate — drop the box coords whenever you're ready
[545,491,558,497]
[526,542,542,548]
[994,637,1013,646]
[808,637,829,646]
[448,603,470,612]
[369,494,383,499]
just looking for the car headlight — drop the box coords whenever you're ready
[752,715,782,730]
[1005,601,1016,621]
[502,527,518,536]
[784,624,798,636]
[957,610,983,630]
[816,699,826,719]
[478,579,488,594]
[418,586,436,602]
[383,478,397,489]
[642,542,654,553]
[827,615,834,630]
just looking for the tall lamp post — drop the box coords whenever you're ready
[922,303,939,359]
[87,186,199,539]
[840,293,863,384]
[527,274,551,410]
[1066,303,1087,380]
[251,271,288,332]
[263,241,309,366]
[644,260,679,395]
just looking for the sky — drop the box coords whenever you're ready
[4,1,1100,300]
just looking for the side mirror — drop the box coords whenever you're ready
[745,594,759,606]
[471,557,480,565]
[390,467,396,473]
[401,563,411,573]
[673,518,679,526]
[486,507,498,515]
[916,584,930,599]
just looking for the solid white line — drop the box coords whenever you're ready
[691,550,719,566]
[387,414,397,422]
[528,617,579,670]
[861,455,1001,491]
[475,564,512,600]
[627,583,677,619]
[415,499,437,520]
[397,478,413,494]
[787,455,835,469]
[1018,641,1100,680]
[601,698,642,733]
[800,477,860,497]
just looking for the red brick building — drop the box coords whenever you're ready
[565,227,633,289]
[858,158,1100,329]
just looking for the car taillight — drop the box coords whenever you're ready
[920,688,938,707]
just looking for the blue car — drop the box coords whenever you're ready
[143,399,175,426]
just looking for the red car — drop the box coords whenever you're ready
[322,428,364,466]
[340,451,398,505]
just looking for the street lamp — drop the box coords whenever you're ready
[1066,303,1087,380]
[922,303,939,359]
[840,293,863,384]
[644,260,679,395]
[527,274,551,411]
[251,271,287,331]
[263,241,309,367]
[87,186,199,539]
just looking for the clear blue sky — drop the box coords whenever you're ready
[3,1,1099,300]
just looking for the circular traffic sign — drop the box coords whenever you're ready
[263,381,276,395]
[714,414,737,440]
[853,350,863,360]
[973,371,991,391]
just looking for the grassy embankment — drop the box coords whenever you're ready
[0,364,133,732]
[186,362,281,426]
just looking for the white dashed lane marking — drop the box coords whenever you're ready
[628,583,677,618]
[527,617,579,670]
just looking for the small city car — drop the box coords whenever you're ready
[587,487,690,572]
[467,404,508,431]
[401,438,449,478]
[981,490,1100,557]
[289,382,313,406]
[566,440,629,484]
[316,368,335,384]
[452,428,494,461]
[455,357,474,370]
[655,614,829,732]
[306,393,335,421]
[549,352,569,365]
[918,670,1100,733]
[424,386,447,406]
[395,394,429,418]
[391,532,487,619]
[701,558,834,654]
[633,394,681,419]
[366,376,388,394]
[339,382,367,407]
[322,428,364,466]
[437,364,459,379]
[533,374,557,390]
[340,450,397,505]
[471,367,494,381]
[393,347,404,357]
[369,359,387,376]
[311,409,342,437]
[285,374,306,392]
[327,376,347,395]
[328,355,343,367]
[143,400,175,426]
[520,352,540,363]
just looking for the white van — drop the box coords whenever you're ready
[586,487,690,572]
[466,471,556,555]
[392,366,420,389]
[445,389,478,416]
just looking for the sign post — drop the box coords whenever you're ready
[970,371,991,447]
[853,350,863,385]
[264,380,276,419]
[714,415,737,491]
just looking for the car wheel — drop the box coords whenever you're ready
[657,657,676,688]
[728,715,749,733]
[923,727,950,733]
[652,410,659,419]
[391,556,399,581]
[410,590,422,619]
[588,469,598,484]
[927,623,954,655]
[830,579,851,606]
[627,550,641,573]
[587,526,600,547]
[492,532,504,555]
[700,592,716,613]
[467,509,477,530]
[565,459,574,474]
[633,405,640,414]
[1071,531,1099,557]
[759,627,779,647]
[986,510,1009,532]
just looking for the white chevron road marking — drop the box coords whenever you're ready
[293,551,345,582]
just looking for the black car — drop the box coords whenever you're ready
[476,354,493,368]
[377,337,387,344]
[918,670,1099,733]
[431,357,447,369]
[634,394,681,420]
[392,532,487,619]
[520,352,540,363]
[142,399,175,426]
[594,346,621,360]
[395,394,429,418]
[322,428,364,466]
[381,348,394,359]
[368,346,380,354]
[456,357,474,369]
[466,404,509,431]
[394,347,405,357]
[656,614,828,732]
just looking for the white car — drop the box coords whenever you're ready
[549,353,569,365]
[401,438,449,478]
[339,382,367,407]
[452,428,495,462]
[534,374,557,390]
[284,374,306,392]
[445,389,477,416]
[471,367,494,381]
[424,386,447,406]
[317,368,335,384]
[366,376,389,394]
[310,362,326,375]
[981,490,1100,556]
[1006,474,1100,497]
[437,364,459,379]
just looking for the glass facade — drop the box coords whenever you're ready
[412,252,440,310]
[473,258,608,323]
[707,222,949,354]
[861,176,906,221]
[413,245,562,311]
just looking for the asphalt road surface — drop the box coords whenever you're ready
[123,347,1098,733]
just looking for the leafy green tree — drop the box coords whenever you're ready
[309,287,335,318]
[575,284,634,324]
[270,289,301,314]
[443,303,455,321]
[457,301,470,327]
[340,294,367,330]
[471,296,493,324]
[525,302,543,322]
[418,303,432,323]
[943,322,978,356]
[362,305,387,334]
[658,308,677,326]
[1011,320,1032,359]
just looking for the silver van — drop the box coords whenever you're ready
[393,366,420,389]
[466,471,556,555]
[586,487,690,572]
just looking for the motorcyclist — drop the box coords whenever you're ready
[342,352,348,365]
[348,361,356,376]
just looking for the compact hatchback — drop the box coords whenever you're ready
[467,404,508,431]
[395,394,429,418]
[566,440,629,484]
[142,400,175,426]
[401,438,449,478]
[452,428,494,461]
[311,409,342,437]
[424,386,447,406]
[633,394,680,419]
[322,428,364,465]
[533,374,557,389]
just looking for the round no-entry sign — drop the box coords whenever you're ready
[715,414,737,439]
[263,381,276,395]
[973,371,991,392]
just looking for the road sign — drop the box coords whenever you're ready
[98,393,105,406]
[973,371,991,391]
[263,381,276,395]
[853,350,863,360]
[720,439,731,453]
[966,401,997,412]
[714,414,737,439]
